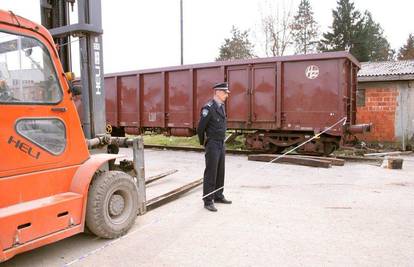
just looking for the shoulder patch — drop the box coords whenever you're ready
[202,108,209,117]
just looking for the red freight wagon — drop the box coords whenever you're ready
[103,51,370,155]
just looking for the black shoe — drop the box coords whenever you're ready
[204,203,218,212]
[215,197,232,204]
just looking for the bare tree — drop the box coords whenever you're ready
[260,1,294,56]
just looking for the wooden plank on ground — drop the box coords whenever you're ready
[248,154,331,168]
[295,155,345,166]
[335,155,383,162]
[145,169,178,185]
[146,178,203,211]
[364,151,412,157]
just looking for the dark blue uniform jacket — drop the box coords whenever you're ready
[196,100,227,145]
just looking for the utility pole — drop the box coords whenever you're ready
[180,0,183,65]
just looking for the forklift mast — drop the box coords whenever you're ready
[40,0,105,139]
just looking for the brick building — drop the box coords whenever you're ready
[356,60,414,149]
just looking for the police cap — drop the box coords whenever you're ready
[213,82,230,92]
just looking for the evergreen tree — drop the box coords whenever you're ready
[398,34,414,60]
[318,0,364,56]
[361,11,392,61]
[216,26,255,61]
[290,0,319,54]
[319,0,392,62]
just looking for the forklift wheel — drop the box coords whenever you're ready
[86,171,139,238]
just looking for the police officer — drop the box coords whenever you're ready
[197,82,232,212]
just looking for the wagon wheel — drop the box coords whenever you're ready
[268,144,285,154]
[323,142,338,156]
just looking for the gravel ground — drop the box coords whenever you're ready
[3,149,414,267]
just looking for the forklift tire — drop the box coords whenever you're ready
[86,171,139,239]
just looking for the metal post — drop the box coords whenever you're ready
[77,0,106,139]
[17,37,22,97]
[133,136,146,214]
[401,89,406,151]
[78,36,92,138]
[180,0,183,65]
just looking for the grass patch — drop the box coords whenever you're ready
[142,132,247,150]
[143,134,202,148]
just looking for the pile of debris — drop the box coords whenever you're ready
[337,147,412,169]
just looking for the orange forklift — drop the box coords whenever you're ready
[0,1,144,262]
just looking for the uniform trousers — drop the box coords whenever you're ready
[203,139,225,204]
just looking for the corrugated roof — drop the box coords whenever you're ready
[358,60,414,81]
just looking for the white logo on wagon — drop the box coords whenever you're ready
[305,65,319,79]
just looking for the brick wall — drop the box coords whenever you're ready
[356,88,399,142]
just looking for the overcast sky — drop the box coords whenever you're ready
[2,0,414,73]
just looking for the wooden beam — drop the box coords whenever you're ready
[146,169,178,185]
[294,155,345,166]
[248,154,331,168]
[364,151,412,157]
[335,155,383,162]
[146,178,203,211]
